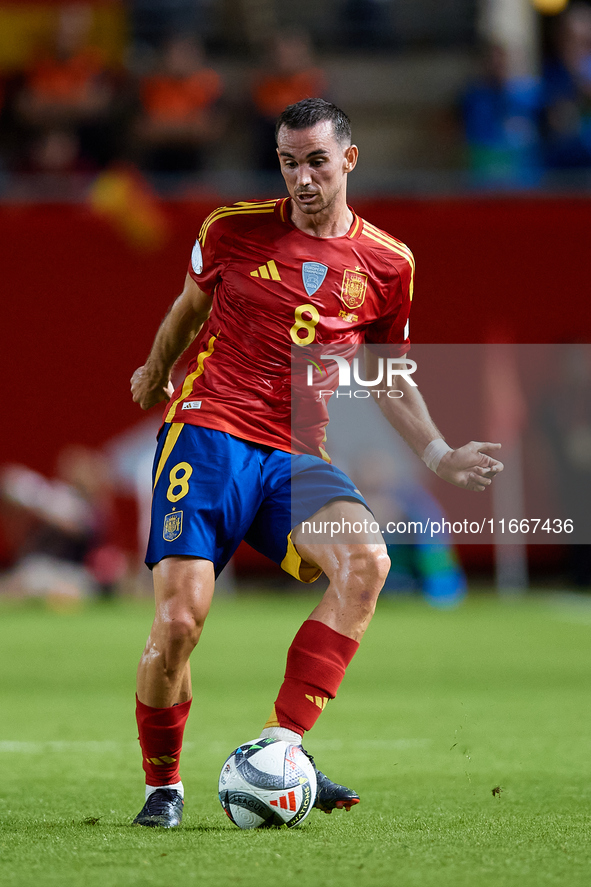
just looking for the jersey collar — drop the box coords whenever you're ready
[276,197,363,240]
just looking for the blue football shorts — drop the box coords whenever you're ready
[145,423,369,582]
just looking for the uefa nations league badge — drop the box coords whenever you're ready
[302,262,328,296]
[191,240,203,274]
[163,511,183,541]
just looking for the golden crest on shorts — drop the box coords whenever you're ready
[340,269,368,310]
[163,511,183,542]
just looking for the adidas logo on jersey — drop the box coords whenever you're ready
[250,260,281,280]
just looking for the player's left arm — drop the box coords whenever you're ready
[365,349,503,492]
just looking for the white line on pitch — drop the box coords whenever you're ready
[0,738,430,754]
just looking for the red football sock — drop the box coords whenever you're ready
[136,695,192,786]
[264,619,359,735]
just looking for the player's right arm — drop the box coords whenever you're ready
[131,273,213,410]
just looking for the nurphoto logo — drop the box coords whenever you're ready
[306,354,418,400]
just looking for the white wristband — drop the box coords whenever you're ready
[422,439,452,474]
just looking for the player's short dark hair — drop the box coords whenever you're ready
[275,98,352,146]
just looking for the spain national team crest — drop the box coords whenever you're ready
[340,269,368,310]
[163,511,183,542]
[302,262,328,296]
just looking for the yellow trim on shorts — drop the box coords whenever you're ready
[153,422,184,490]
[281,532,323,583]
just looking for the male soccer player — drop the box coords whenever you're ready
[130,98,503,827]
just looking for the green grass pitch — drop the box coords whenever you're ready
[0,590,590,887]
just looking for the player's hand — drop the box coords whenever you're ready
[130,365,174,410]
[436,441,503,492]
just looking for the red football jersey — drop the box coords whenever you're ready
[163,197,414,456]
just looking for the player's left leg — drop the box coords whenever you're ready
[294,498,389,640]
[260,498,390,813]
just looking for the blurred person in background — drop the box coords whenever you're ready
[251,30,327,171]
[538,345,591,587]
[128,0,205,53]
[13,3,121,174]
[0,445,126,602]
[338,0,393,48]
[351,451,466,608]
[461,41,542,187]
[542,1,591,170]
[0,78,10,180]
[133,35,224,176]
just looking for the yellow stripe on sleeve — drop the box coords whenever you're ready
[363,223,415,270]
[362,227,415,300]
[198,202,277,245]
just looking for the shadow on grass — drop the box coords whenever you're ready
[0,818,231,835]
[107,821,231,833]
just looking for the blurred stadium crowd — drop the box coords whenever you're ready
[0,0,590,195]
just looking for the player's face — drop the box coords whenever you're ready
[276,121,358,217]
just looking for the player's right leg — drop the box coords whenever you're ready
[137,556,215,708]
[132,423,266,827]
[133,555,215,828]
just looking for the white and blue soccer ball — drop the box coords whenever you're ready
[219,738,317,829]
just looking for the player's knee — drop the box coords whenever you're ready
[373,547,391,588]
[351,545,390,589]
[158,608,204,655]
[326,546,389,630]
[361,548,390,614]
[333,544,390,600]
[356,553,389,629]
